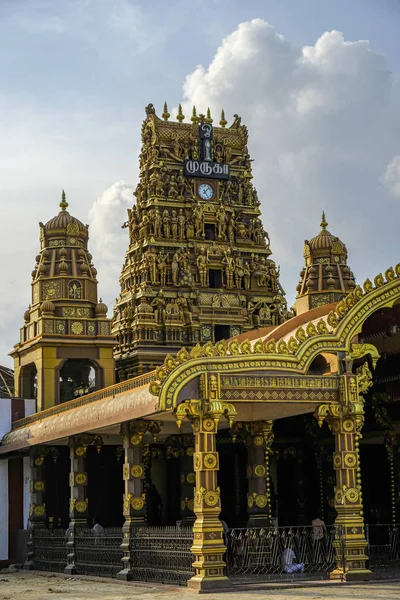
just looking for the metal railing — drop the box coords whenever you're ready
[226,526,342,581]
[32,529,67,572]
[366,524,400,573]
[130,526,194,585]
[74,528,123,578]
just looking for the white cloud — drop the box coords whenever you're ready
[178,19,400,301]
[88,181,135,308]
[383,155,400,198]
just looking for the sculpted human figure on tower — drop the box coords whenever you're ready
[112,103,288,378]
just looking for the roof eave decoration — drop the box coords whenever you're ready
[150,264,400,409]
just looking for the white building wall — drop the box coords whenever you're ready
[0,399,11,440]
[0,459,8,560]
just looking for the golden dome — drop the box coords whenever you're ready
[95,298,108,316]
[40,300,56,315]
[44,191,87,238]
[307,213,347,255]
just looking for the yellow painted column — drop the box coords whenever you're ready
[315,364,373,581]
[246,420,274,527]
[175,374,236,592]
[118,420,148,581]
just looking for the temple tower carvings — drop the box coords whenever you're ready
[112,104,289,378]
[295,213,356,315]
[11,192,115,410]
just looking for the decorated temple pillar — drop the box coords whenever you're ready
[246,420,274,527]
[179,436,195,524]
[117,419,160,581]
[25,447,47,569]
[315,363,373,580]
[65,434,99,575]
[175,373,236,592]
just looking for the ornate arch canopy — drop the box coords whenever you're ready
[149,265,400,416]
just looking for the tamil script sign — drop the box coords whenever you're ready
[183,159,230,180]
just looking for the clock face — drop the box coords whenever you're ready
[198,183,214,200]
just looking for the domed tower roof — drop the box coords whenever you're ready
[307,213,347,256]
[42,191,88,243]
[295,213,355,316]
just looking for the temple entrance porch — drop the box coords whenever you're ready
[22,401,398,587]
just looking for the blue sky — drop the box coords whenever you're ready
[1,0,400,364]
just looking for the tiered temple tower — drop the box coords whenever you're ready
[11,192,115,410]
[112,103,288,379]
[295,213,356,315]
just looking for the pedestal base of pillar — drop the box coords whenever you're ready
[187,575,231,592]
[330,567,374,581]
[116,569,133,581]
[64,564,77,575]
[246,516,272,528]
[345,569,374,581]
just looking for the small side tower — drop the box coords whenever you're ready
[295,213,356,315]
[11,192,115,411]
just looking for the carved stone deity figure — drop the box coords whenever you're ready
[186,218,194,239]
[223,180,233,205]
[152,291,166,323]
[173,136,181,159]
[140,251,151,283]
[147,249,158,284]
[177,292,193,325]
[176,174,185,200]
[269,263,279,291]
[196,247,209,287]
[243,261,251,290]
[256,258,270,287]
[237,180,244,204]
[157,251,168,287]
[227,212,235,243]
[171,252,180,286]
[162,209,171,239]
[259,304,271,322]
[247,299,261,327]
[216,205,227,240]
[234,255,244,288]
[168,174,178,199]
[193,203,204,239]
[178,208,186,240]
[214,143,223,163]
[269,296,283,326]
[171,210,178,239]
[235,219,247,239]
[140,214,149,239]
[128,207,139,244]
[222,248,235,288]
[245,182,254,206]
[153,208,162,238]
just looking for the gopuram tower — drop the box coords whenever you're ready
[112,103,288,379]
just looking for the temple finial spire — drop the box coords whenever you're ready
[162,102,170,121]
[205,107,213,124]
[60,190,68,211]
[191,105,198,123]
[320,211,328,230]
[219,109,227,128]
[176,103,184,123]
